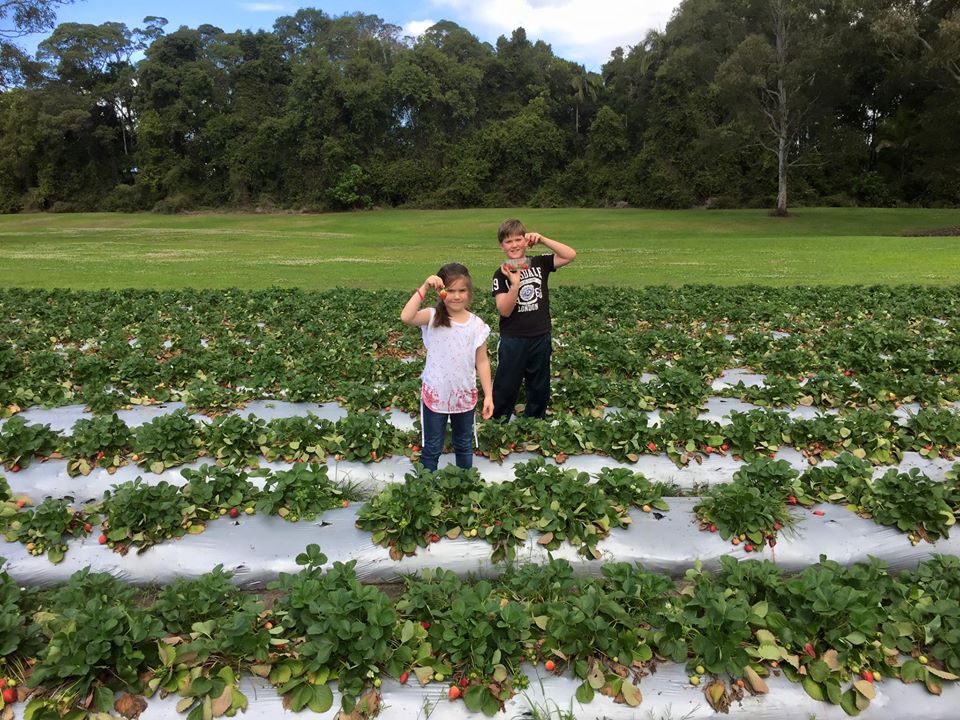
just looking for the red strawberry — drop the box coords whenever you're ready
[787,495,798,505]
[229,507,240,518]
[773,523,782,530]
[98,534,108,545]
[813,510,825,516]
[744,543,754,552]
[83,523,93,533]
[708,524,717,533]
[705,446,714,454]
[459,677,469,688]
[861,670,874,683]
[448,685,461,700]
[421,621,431,630]
[647,442,657,452]
[545,659,556,671]
[399,671,409,684]
[430,534,440,543]
[1,687,14,704]
[803,643,816,658]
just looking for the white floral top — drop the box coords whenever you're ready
[420,309,490,413]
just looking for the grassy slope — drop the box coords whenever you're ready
[1,208,959,289]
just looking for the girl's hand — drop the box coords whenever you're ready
[424,275,444,292]
[481,396,494,419]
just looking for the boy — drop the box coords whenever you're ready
[491,218,576,420]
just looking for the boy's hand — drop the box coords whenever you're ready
[500,263,521,284]
[525,232,543,247]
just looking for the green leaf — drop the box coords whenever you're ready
[307,684,333,713]
[575,681,595,704]
[464,685,486,712]
[802,677,825,701]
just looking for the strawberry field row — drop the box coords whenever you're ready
[1,286,959,416]
[3,404,960,474]
[3,458,958,568]
[1,549,959,717]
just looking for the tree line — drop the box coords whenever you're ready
[0,0,957,214]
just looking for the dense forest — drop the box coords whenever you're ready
[0,0,958,213]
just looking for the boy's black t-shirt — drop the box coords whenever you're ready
[491,254,556,337]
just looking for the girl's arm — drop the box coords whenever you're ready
[401,275,444,326]
[476,344,494,419]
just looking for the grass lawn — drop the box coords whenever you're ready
[1,207,959,289]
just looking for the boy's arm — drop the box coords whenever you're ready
[527,232,576,269]
[475,344,494,419]
[494,265,521,317]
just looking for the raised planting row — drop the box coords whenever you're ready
[1,552,960,718]
[2,287,959,417]
[3,404,960,475]
[2,459,958,568]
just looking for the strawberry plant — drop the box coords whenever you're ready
[261,414,335,462]
[593,467,673,511]
[255,463,361,521]
[459,481,527,563]
[596,410,657,462]
[132,409,204,473]
[837,409,904,464]
[725,409,789,461]
[357,470,448,559]
[398,569,530,714]
[100,478,200,553]
[905,408,960,459]
[181,375,247,416]
[0,557,42,659]
[790,413,846,463]
[26,568,162,714]
[203,413,267,467]
[179,464,263,520]
[649,365,710,408]
[145,568,265,718]
[694,460,796,550]
[512,459,627,560]
[888,556,960,678]
[0,417,61,470]
[4,498,91,563]
[848,468,957,544]
[62,413,132,476]
[269,545,415,714]
[731,374,803,408]
[330,410,408,462]
[797,452,873,502]
[657,411,725,466]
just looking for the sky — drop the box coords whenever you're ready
[18,0,682,72]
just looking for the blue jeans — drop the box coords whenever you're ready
[421,402,475,471]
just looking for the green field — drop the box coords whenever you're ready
[1,207,959,289]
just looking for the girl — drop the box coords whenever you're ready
[400,263,493,471]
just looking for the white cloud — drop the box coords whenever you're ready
[242,3,285,12]
[425,0,679,69]
[403,19,438,39]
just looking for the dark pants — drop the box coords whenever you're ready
[420,402,475,471]
[493,333,552,420]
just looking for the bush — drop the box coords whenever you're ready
[101,183,150,212]
[152,193,192,214]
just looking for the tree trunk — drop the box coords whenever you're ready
[775,77,789,216]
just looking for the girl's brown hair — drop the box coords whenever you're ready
[433,262,473,327]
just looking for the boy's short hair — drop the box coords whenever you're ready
[498,219,526,244]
